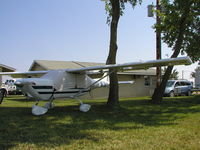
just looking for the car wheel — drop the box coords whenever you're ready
[187,90,192,96]
[0,89,5,104]
[169,91,175,97]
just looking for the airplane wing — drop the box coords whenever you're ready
[0,57,192,77]
[0,70,49,78]
[66,57,192,73]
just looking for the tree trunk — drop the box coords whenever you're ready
[106,0,120,107]
[151,66,173,103]
[151,4,191,103]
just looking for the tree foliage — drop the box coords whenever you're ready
[152,0,200,103]
[191,66,200,78]
[163,67,179,79]
[158,0,200,61]
[105,0,142,24]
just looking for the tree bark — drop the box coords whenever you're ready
[106,0,120,107]
[151,4,191,103]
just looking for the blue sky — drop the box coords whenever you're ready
[0,0,197,80]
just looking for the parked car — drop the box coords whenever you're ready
[164,80,193,97]
[0,79,21,95]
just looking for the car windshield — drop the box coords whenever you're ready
[166,81,175,87]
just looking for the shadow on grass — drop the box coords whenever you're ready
[2,95,35,103]
[1,95,200,149]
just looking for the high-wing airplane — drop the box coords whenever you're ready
[0,57,192,115]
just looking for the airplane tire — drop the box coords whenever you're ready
[0,89,6,104]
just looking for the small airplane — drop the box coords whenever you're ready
[0,57,192,115]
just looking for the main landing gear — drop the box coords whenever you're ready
[31,99,91,115]
[31,96,91,116]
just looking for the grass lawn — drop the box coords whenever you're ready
[0,95,200,150]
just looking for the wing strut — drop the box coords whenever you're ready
[71,69,116,112]
[74,69,115,98]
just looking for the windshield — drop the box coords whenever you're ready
[166,81,175,87]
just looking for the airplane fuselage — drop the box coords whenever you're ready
[15,70,108,101]
[0,57,191,115]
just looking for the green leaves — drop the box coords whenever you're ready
[103,0,142,24]
[158,0,200,62]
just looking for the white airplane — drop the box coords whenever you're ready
[0,57,192,115]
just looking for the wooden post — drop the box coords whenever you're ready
[156,0,162,87]
[0,67,2,86]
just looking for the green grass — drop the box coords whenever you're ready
[1,95,200,150]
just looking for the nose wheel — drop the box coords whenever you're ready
[44,102,55,109]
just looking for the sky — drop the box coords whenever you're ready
[0,0,198,81]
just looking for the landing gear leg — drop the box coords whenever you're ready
[32,89,56,115]
[44,99,55,109]
[44,88,56,109]
[35,100,39,105]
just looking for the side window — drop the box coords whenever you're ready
[185,82,191,86]
[180,82,185,86]
[175,82,180,87]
